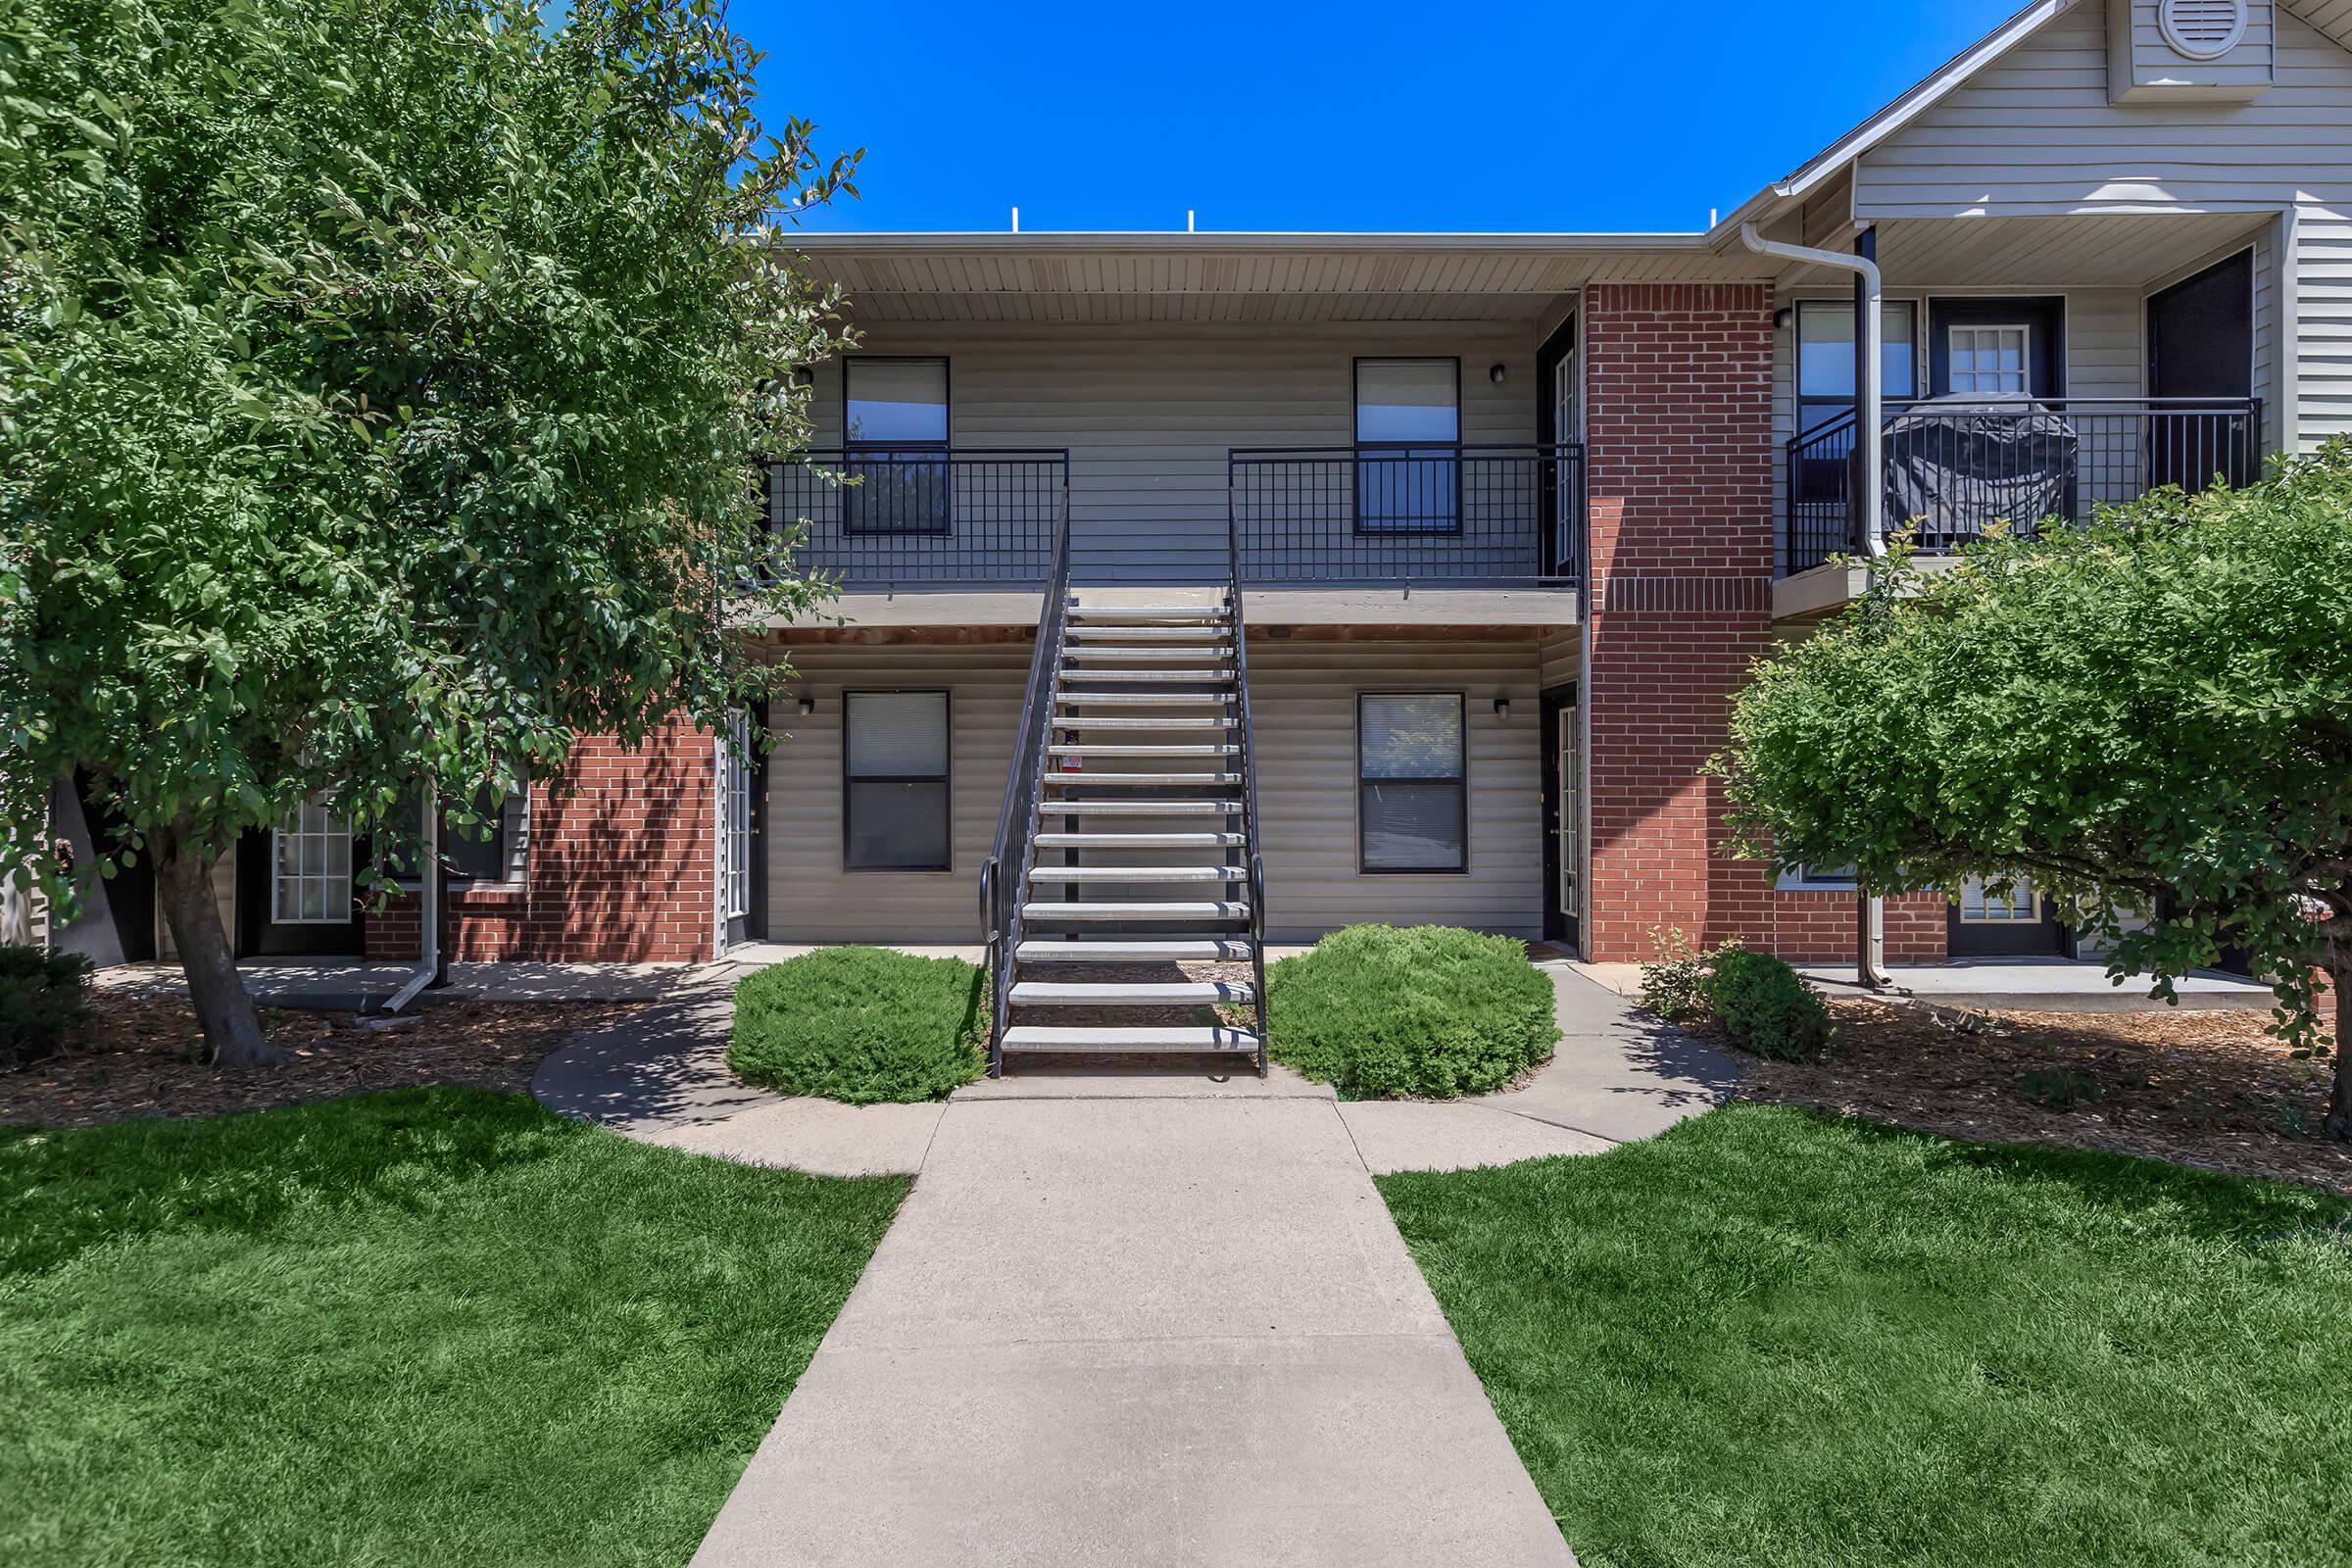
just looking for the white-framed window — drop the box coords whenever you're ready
[272,794,352,924]
[1947,325,2031,395]
[1959,875,2039,923]
[1796,300,1919,434]
[844,691,951,871]
[1775,862,1858,891]
[1358,693,1466,873]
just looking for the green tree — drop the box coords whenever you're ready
[1715,445,2352,1137]
[1,0,854,1063]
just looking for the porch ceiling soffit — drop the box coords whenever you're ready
[783,237,1771,323]
[1766,211,2277,292]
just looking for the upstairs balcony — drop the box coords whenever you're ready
[1785,396,2264,575]
[763,443,1585,603]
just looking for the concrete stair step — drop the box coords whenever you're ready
[1066,603,1230,622]
[1001,1025,1260,1054]
[1027,865,1237,883]
[1021,901,1250,922]
[1055,669,1235,684]
[1066,625,1232,642]
[1031,831,1246,849]
[1041,772,1240,787]
[1008,980,1253,1006]
[1063,647,1233,662]
[1053,691,1233,707]
[1035,800,1243,815]
[1014,937,1255,962]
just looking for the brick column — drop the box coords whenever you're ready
[1582,283,1777,961]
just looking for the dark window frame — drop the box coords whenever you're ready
[1794,298,1921,437]
[1351,356,1464,537]
[842,688,954,873]
[1355,691,1469,875]
[842,356,953,538]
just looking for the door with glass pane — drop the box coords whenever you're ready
[1541,685,1581,946]
[233,794,366,956]
[1535,315,1581,576]
[719,712,755,948]
[1947,873,2068,957]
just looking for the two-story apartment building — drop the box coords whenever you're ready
[49,0,2352,1063]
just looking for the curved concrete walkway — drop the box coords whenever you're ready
[532,966,1735,1568]
[533,963,1737,1179]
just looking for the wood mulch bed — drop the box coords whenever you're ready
[1734,999,2351,1193]
[3,989,641,1129]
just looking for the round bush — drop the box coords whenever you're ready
[728,947,987,1103]
[1265,924,1560,1099]
[1703,947,1833,1060]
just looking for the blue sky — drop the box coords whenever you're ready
[747,1,2023,235]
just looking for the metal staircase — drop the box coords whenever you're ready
[980,522,1269,1075]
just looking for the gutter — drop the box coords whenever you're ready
[1736,223,1891,990]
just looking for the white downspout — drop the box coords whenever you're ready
[1738,222,1890,989]
[383,778,440,1014]
[1738,222,1886,559]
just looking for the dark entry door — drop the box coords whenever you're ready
[2147,249,2257,493]
[234,813,367,957]
[1535,314,1580,577]
[1540,685,1580,947]
[1946,875,2068,958]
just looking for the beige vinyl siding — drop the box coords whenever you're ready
[1538,630,1582,691]
[762,644,1028,943]
[1850,4,2352,447]
[808,321,1539,584]
[759,638,1545,944]
[2111,0,2276,99]
[1244,641,1543,942]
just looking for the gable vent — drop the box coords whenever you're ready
[2159,0,2249,61]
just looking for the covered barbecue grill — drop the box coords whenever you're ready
[1881,392,2077,547]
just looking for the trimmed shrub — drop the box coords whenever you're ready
[729,947,987,1104]
[1266,924,1560,1099]
[1703,947,1834,1061]
[1,944,93,1069]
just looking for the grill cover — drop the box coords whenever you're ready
[1882,392,2076,546]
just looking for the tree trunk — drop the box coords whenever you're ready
[154,821,281,1069]
[2329,956,2352,1143]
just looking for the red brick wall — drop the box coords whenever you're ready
[1582,283,1779,961]
[366,718,716,963]
[1769,889,1949,965]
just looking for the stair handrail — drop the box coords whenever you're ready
[979,469,1074,1075]
[1226,469,1272,1076]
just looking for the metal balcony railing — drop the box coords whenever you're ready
[764,448,1069,587]
[1227,443,1585,585]
[1785,397,2263,574]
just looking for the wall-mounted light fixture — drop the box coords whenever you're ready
[1489,363,1507,384]
[1773,307,1793,331]
[1493,696,1511,720]
[797,695,816,716]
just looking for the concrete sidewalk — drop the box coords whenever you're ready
[688,1094,1577,1568]
[533,967,1738,1566]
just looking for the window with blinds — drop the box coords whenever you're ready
[1354,358,1461,534]
[844,691,951,870]
[1358,693,1467,872]
[845,357,950,536]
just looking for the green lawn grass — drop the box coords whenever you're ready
[1,1089,906,1567]
[1378,1103,2352,1568]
